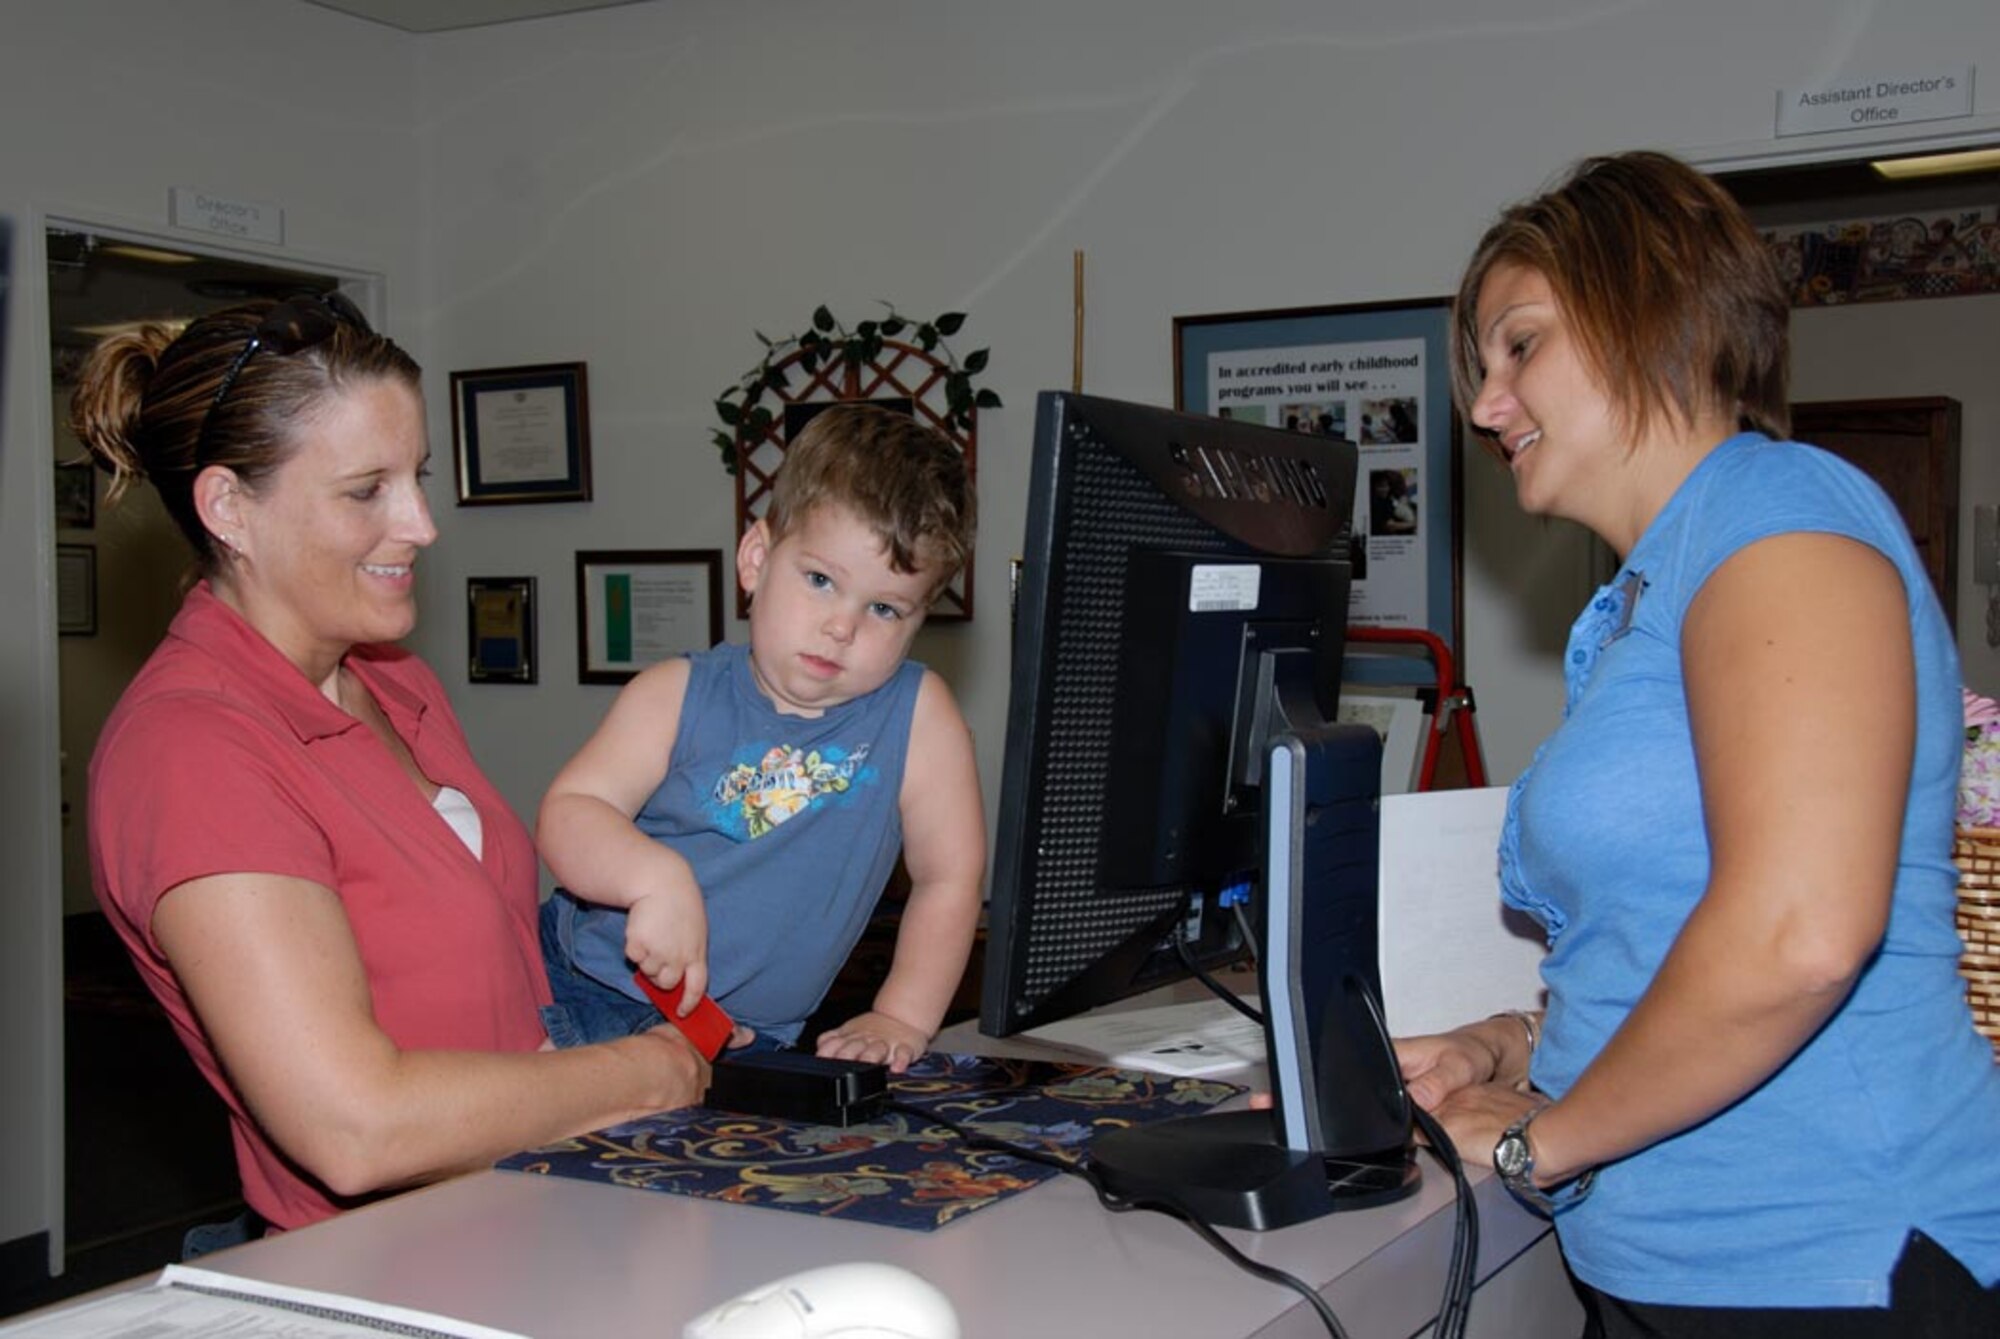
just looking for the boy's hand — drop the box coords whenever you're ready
[625,884,709,1013]
[815,1011,928,1074]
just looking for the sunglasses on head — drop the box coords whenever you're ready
[197,290,372,455]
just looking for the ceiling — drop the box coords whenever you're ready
[301,0,650,33]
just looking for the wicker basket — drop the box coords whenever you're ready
[1950,826,2000,1061]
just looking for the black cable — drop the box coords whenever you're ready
[886,1099,1350,1339]
[1348,975,1478,1336]
[1040,918,1472,1335]
[1172,927,1266,1026]
[1410,1105,1479,1339]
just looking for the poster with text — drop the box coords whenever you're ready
[1174,299,1461,675]
[1206,337,1428,631]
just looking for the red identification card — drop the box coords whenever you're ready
[632,971,735,1061]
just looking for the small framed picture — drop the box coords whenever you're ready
[467,576,537,684]
[54,460,95,529]
[56,544,96,636]
[575,549,724,685]
[1337,690,1427,796]
[450,362,592,505]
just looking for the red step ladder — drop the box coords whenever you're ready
[1346,626,1487,791]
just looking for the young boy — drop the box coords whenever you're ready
[537,404,983,1072]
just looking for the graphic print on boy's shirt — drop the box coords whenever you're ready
[710,742,874,839]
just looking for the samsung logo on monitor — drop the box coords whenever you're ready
[1170,440,1330,510]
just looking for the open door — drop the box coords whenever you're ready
[41,223,355,1305]
[1791,397,1961,630]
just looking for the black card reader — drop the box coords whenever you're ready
[705,1051,890,1127]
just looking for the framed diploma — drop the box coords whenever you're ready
[54,459,95,528]
[575,549,725,685]
[56,544,96,636]
[450,362,592,505]
[467,576,537,684]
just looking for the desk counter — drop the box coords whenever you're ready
[190,1141,1572,1339]
[25,996,1583,1338]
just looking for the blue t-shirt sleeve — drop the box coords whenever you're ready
[1671,440,1912,602]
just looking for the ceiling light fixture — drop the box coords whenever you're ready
[1870,146,2000,180]
[97,242,198,265]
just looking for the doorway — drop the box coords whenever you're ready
[1712,149,2000,661]
[43,223,343,1303]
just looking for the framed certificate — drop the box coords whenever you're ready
[450,362,592,505]
[56,544,97,636]
[575,549,724,685]
[467,576,537,683]
[55,459,95,528]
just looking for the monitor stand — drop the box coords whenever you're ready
[1088,724,1419,1230]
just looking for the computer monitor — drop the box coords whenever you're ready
[980,391,1416,1229]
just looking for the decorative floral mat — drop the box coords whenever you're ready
[496,1052,1245,1231]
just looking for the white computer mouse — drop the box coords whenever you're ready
[681,1261,961,1339]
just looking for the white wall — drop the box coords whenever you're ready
[401,0,2000,823]
[0,0,423,1272]
[5,0,2000,1277]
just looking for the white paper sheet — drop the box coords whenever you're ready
[1377,786,1548,1038]
[1023,996,1267,1076]
[0,1265,528,1338]
[1015,787,1543,1074]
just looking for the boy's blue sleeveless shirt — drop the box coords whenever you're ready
[563,643,923,1043]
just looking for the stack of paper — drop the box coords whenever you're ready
[1024,997,1267,1077]
[0,1264,527,1338]
[1016,787,1544,1077]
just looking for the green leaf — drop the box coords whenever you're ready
[709,302,993,478]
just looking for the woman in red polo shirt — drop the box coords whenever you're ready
[73,293,708,1232]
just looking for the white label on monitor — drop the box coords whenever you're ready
[1189,564,1260,612]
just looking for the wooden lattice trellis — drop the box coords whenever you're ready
[731,339,976,622]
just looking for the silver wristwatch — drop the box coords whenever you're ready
[1493,1108,1596,1214]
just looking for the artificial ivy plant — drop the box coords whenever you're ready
[711,303,999,475]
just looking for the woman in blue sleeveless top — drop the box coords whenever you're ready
[1395,151,2000,1336]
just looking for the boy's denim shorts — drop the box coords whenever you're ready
[536,894,791,1056]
